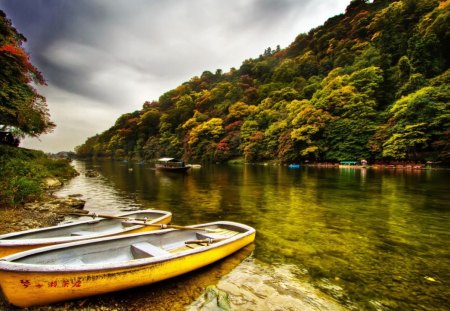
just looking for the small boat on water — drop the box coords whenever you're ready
[0,210,172,257]
[155,157,191,172]
[0,221,255,307]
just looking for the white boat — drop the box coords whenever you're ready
[155,158,190,172]
[0,210,172,257]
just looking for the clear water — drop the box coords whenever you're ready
[57,160,450,310]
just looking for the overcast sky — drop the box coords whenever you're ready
[0,0,350,153]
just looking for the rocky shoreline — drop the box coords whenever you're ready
[0,195,86,233]
[0,177,91,310]
[0,178,86,235]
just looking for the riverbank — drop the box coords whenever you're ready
[0,145,79,208]
[0,193,86,235]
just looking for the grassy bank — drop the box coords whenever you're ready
[0,145,78,207]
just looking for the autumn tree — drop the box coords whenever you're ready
[186,118,224,161]
[0,11,54,137]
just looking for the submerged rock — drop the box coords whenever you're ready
[189,259,347,311]
[196,286,232,311]
[85,169,99,177]
[57,197,86,209]
[68,193,83,198]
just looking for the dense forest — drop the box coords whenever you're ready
[76,0,450,164]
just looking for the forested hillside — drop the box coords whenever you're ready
[76,0,450,164]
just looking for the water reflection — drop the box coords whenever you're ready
[56,160,450,310]
[56,161,140,214]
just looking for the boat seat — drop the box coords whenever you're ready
[196,232,225,240]
[131,242,170,259]
[71,231,94,236]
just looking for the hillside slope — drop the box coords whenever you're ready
[76,0,450,164]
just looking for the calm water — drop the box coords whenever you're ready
[57,160,450,310]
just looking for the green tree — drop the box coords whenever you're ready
[311,66,383,161]
[289,100,332,160]
[383,84,450,160]
[139,108,161,137]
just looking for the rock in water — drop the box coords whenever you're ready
[43,177,62,189]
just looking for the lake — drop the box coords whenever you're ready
[56,160,450,310]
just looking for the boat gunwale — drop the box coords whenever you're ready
[0,221,255,273]
[0,210,172,246]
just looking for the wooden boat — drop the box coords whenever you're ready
[155,157,191,172]
[0,210,172,257]
[0,221,255,307]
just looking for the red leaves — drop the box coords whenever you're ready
[216,139,230,151]
[225,121,242,132]
[0,43,46,85]
[0,44,26,57]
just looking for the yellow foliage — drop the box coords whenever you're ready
[439,0,450,9]
[188,118,224,145]
[371,31,381,41]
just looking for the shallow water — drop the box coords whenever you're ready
[56,160,450,310]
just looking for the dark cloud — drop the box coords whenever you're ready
[0,0,349,152]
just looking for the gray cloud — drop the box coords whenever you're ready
[0,0,349,152]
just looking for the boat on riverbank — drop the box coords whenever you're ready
[0,221,255,308]
[155,157,191,172]
[0,210,172,257]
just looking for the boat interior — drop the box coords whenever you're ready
[12,224,247,266]
[0,212,166,240]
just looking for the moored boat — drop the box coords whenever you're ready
[0,221,255,307]
[155,157,190,172]
[0,210,172,257]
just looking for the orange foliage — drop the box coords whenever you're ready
[439,0,450,9]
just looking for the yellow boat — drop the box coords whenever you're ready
[0,210,172,257]
[0,221,255,308]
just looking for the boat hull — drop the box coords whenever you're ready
[0,222,255,307]
[0,210,172,257]
[155,165,190,172]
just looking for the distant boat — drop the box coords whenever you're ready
[0,221,256,307]
[0,210,172,257]
[288,164,300,168]
[155,157,191,172]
